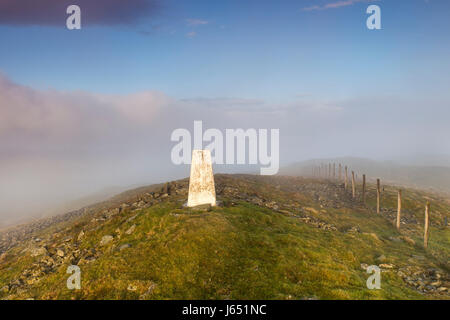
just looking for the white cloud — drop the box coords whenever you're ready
[302,0,375,11]
[186,31,197,38]
[186,18,208,26]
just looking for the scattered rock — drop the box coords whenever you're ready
[388,236,401,242]
[397,265,449,295]
[126,214,138,223]
[30,247,47,257]
[77,230,85,241]
[125,225,136,235]
[397,270,406,278]
[119,244,132,251]
[303,207,319,214]
[133,201,146,208]
[127,284,137,291]
[139,282,158,299]
[100,235,114,246]
[347,226,360,233]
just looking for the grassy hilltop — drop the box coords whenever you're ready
[0,174,449,300]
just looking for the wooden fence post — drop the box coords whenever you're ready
[376,179,381,214]
[333,163,336,180]
[424,202,430,249]
[339,164,342,181]
[351,171,356,199]
[344,166,348,190]
[362,174,366,204]
[396,190,402,230]
[328,163,331,179]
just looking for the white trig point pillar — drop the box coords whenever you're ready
[187,150,216,207]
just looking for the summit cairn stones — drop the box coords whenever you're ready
[187,150,216,208]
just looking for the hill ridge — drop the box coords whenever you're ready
[0,174,449,299]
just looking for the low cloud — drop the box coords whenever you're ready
[0,74,170,141]
[0,0,160,26]
[0,73,349,223]
[302,0,374,11]
[186,18,209,26]
[186,31,197,38]
[180,97,265,109]
[1,73,449,225]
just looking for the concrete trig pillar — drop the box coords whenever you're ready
[187,150,216,207]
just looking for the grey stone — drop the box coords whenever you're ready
[100,235,113,246]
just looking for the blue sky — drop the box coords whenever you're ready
[0,0,449,101]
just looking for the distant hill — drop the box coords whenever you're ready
[281,157,450,194]
[394,154,450,168]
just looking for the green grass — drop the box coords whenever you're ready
[0,176,449,300]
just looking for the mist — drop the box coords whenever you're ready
[1,73,450,226]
